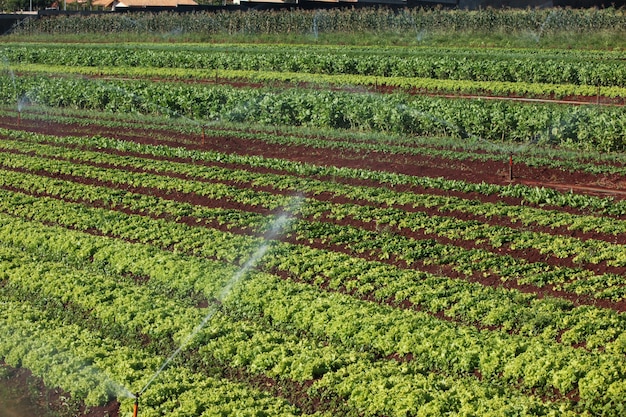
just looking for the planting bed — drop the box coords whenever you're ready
[2,115,626,197]
[1,15,626,417]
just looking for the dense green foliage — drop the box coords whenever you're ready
[2,74,626,150]
[1,125,626,414]
[4,43,626,86]
[8,7,626,38]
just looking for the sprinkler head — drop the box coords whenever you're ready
[133,393,140,417]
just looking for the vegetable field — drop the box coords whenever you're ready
[1,8,626,417]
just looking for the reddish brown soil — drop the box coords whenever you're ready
[4,134,626,247]
[2,115,626,206]
[0,186,594,408]
[18,141,626,241]
[2,115,626,302]
[0,362,120,417]
[4,153,626,280]
[3,163,624,315]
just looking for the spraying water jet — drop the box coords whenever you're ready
[15,95,33,128]
[312,11,322,41]
[1,54,22,127]
[135,196,303,402]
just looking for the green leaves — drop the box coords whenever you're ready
[4,72,626,150]
[1,32,626,414]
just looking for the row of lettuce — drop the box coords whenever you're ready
[3,44,626,87]
[1,22,625,417]
[3,107,626,177]
[13,63,626,105]
[2,75,626,152]
[4,126,626,217]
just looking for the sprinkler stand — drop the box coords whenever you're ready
[17,111,20,127]
[133,393,139,417]
[508,154,513,181]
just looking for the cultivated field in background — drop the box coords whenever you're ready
[1,8,626,417]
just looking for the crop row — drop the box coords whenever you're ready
[3,134,626,247]
[4,43,626,87]
[3,207,626,416]
[4,128,626,229]
[3,75,626,151]
[9,91,626,179]
[15,63,626,106]
[3,171,626,355]
[3,126,626,222]
[7,106,626,192]
[182,125,626,176]
[0,300,312,417]
[6,175,626,349]
[8,104,626,170]
[0,240,349,414]
[4,145,626,303]
[11,8,626,37]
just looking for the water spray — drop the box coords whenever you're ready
[16,96,29,128]
[134,196,303,403]
[312,11,320,41]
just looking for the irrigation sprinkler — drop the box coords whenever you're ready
[133,393,140,417]
[508,153,513,181]
[17,111,20,127]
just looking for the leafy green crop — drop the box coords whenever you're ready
[1,29,626,417]
[3,74,626,151]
